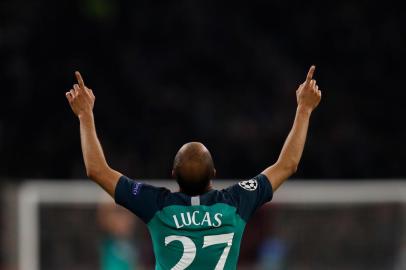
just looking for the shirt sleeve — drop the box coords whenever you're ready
[114,175,170,224]
[223,174,273,222]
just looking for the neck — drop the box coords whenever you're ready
[179,182,213,196]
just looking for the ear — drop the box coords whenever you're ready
[171,169,176,179]
[213,168,217,178]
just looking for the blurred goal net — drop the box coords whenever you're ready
[17,179,406,270]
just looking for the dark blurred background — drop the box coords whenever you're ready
[1,0,405,180]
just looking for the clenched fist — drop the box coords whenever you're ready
[296,66,322,112]
[66,71,95,118]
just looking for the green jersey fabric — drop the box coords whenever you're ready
[115,174,273,270]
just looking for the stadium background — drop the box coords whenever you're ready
[1,0,405,269]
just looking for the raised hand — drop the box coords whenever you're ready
[296,65,322,112]
[66,71,95,117]
[65,71,122,196]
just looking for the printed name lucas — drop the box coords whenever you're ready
[173,211,223,229]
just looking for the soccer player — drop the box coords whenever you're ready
[65,66,321,270]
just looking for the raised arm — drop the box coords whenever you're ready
[65,71,122,197]
[262,66,321,192]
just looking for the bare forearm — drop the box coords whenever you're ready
[66,71,122,197]
[79,112,108,175]
[262,65,321,191]
[263,106,312,191]
[79,112,121,196]
[277,106,312,171]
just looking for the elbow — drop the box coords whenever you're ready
[85,162,111,181]
[86,168,101,180]
[86,164,110,180]
[285,163,298,175]
[86,169,95,179]
[278,160,298,175]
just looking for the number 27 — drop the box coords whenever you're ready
[165,233,234,270]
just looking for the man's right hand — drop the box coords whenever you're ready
[66,71,95,118]
[296,66,322,112]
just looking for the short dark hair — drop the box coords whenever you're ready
[173,142,215,196]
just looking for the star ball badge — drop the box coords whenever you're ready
[238,179,258,191]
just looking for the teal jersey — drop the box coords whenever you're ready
[115,174,273,270]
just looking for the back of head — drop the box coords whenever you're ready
[172,142,215,196]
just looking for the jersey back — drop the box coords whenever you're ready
[115,174,273,270]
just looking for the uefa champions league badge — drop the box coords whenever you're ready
[238,179,258,191]
[132,182,143,195]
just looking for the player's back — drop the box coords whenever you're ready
[149,190,245,269]
[115,174,273,270]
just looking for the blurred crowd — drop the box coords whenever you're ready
[1,0,405,180]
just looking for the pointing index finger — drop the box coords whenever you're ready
[75,71,85,89]
[306,65,316,83]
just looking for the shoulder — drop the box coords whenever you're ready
[222,174,272,198]
[114,175,171,223]
[219,174,273,221]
